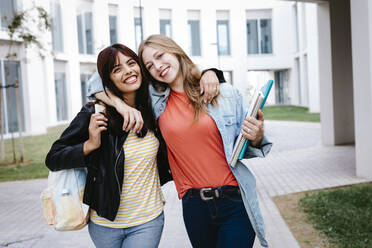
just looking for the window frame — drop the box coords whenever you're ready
[159,19,172,38]
[187,20,201,56]
[54,72,68,121]
[0,0,16,29]
[109,15,118,44]
[216,20,231,56]
[246,17,273,55]
[51,0,64,52]
[0,59,25,134]
[76,11,94,55]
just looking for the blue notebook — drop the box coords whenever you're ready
[238,80,273,160]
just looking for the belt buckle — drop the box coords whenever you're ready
[200,188,213,201]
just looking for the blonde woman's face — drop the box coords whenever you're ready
[109,52,142,95]
[142,46,180,85]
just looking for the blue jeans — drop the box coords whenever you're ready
[88,212,164,248]
[182,189,255,248]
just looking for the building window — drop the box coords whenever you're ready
[54,72,68,121]
[260,19,272,54]
[51,0,64,52]
[134,7,143,51]
[77,11,94,54]
[216,11,230,56]
[187,10,201,56]
[246,10,273,55]
[109,5,118,45]
[246,20,258,54]
[159,9,172,38]
[0,0,15,28]
[160,19,171,37]
[134,18,142,51]
[274,70,290,105]
[80,74,91,105]
[0,60,25,133]
[109,15,117,44]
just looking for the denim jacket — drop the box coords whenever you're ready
[150,83,271,247]
[88,72,272,247]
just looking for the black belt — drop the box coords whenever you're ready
[188,185,240,201]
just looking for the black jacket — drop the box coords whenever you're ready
[45,104,172,221]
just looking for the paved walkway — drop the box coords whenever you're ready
[0,120,371,248]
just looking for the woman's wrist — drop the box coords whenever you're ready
[83,140,96,156]
[112,96,126,110]
[251,137,263,147]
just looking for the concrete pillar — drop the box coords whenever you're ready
[350,0,372,178]
[306,3,320,113]
[63,0,81,117]
[317,0,354,146]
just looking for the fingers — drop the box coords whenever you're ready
[122,111,130,131]
[202,82,219,103]
[241,124,258,140]
[125,111,136,132]
[242,115,265,145]
[202,94,208,104]
[98,126,107,132]
[257,110,264,121]
[91,113,108,124]
[242,119,259,133]
[91,113,107,126]
[204,83,212,103]
[89,114,108,135]
[95,120,108,126]
[132,111,144,133]
[200,83,205,95]
[241,126,254,140]
[245,115,263,128]
[121,109,144,133]
[200,70,219,103]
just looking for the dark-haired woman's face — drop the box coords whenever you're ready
[110,52,142,95]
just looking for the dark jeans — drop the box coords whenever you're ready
[182,188,256,248]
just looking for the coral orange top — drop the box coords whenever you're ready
[158,90,238,198]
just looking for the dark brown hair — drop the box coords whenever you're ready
[97,43,156,137]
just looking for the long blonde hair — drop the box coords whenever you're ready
[138,34,217,121]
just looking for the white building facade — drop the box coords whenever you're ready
[0,0,320,136]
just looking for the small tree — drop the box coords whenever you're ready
[0,5,51,164]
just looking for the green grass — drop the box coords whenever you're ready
[263,105,320,122]
[299,183,372,248]
[0,125,67,182]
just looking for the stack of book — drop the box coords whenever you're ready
[229,80,273,167]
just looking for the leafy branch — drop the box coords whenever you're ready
[4,5,52,60]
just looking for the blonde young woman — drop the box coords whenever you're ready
[138,35,272,248]
[89,35,272,248]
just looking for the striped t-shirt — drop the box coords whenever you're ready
[90,130,165,228]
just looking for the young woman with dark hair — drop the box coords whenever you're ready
[46,43,172,248]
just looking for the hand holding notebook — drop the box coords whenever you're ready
[229,80,273,167]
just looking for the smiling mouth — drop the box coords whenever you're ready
[125,75,138,84]
[160,67,170,78]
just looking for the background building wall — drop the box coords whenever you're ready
[0,0,321,136]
